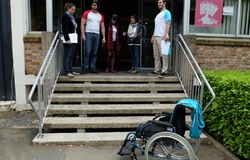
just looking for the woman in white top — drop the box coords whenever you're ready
[105,14,120,73]
[123,14,143,74]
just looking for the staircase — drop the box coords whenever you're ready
[32,72,207,145]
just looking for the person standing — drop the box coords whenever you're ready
[81,0,105,74]
[148,0,171,78]
[123,14,143,74]
[105,14,120,73]
[61,3,78,78]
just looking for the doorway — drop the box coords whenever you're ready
[54,0,183,71]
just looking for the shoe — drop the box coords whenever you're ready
[66,73,74,78]
[72,72,80,75]
[81,70,87,74]
[130,69,138,74]
[158,72,167,78]
[105,68,109,73]
[110,70,117,73]
[148,71,159,76]
[127,68,134,73]
[91,69,99,74]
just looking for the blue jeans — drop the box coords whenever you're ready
[63,43,76,75]
[83,32,100,71]
[128,45,140,68]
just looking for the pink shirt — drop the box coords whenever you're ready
[82,10,104,34]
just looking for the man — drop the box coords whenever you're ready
[81,0,105,74]
[148,0,171,78]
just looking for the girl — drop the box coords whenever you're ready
[105,14,120,73]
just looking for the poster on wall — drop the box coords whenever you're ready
[195,0,223,27]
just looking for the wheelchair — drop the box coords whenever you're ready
[118,98,205,160]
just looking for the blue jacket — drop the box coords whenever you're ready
[176,99,205,139]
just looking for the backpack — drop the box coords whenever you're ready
[140,24,146,42]
[135,23,146,43]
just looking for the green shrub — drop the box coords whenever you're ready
[203,70,250,159]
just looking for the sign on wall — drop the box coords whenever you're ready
[195,0,223,27]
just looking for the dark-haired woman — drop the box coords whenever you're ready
[123,14,142,74]
[61,3,78,77]
[105,14,120,73]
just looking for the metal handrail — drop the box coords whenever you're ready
[174,34,215,113]
[28,31,63,138]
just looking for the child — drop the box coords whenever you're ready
[105,14,120,73]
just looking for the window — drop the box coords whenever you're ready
[29,0,46,31]
[189,0,250,36]
[239,0,250,35]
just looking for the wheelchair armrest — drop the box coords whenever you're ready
[153,112,172,122]
[149,120,174,132]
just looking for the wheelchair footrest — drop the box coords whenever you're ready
[118,139,135,156]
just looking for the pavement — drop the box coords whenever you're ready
[0,109,240,160]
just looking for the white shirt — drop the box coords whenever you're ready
[112,25,117,41]
[129,27,137,38]
[154,10,171,36]
[83,10,104,34]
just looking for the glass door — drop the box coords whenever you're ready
[140,0,159,69]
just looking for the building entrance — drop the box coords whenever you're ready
[55,0,182,71]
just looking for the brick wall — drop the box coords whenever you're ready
[184,35,250,71]
[24,32,55,75]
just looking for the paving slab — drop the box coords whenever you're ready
[0,110,240,160]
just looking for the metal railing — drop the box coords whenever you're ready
[28,31,63,138]
[174,34,215,113]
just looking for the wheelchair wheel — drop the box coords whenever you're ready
[145,132,195,160]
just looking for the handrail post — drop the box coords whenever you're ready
[175,36,179,74]
[37,78,43,138]
[199,79,205,109]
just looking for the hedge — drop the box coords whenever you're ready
[203,70,250,159]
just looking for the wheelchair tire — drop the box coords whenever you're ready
[145,132,195,160]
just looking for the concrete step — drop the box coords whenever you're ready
[32,131,208,146]
[35,74,207,146]
[54,83,183,92]
[48,104,175,115]
[57,74,179,83]
[43,116,192,129]
[51,93,186,103]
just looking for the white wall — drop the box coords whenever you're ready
[11,0,36,107]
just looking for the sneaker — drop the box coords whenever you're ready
[66,73,74,78]
[91,69,99,74]
[148,71,159,76]
[127,68,134,73]
[158,72,167,78]
[130,69,138,74]
[81,70,87,74]
[72,72,80,75]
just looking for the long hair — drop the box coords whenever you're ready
[110,14,119,27]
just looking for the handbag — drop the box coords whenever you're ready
[61,32,78,43]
